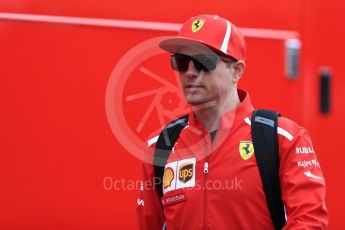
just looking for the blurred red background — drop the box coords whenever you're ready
[0,0,344,229]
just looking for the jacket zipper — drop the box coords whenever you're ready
[203,131,211,230]
[204,160,208,230]
[204,162,209,174]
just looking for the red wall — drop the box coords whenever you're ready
[0,0,344,229]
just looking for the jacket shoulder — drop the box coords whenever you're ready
[277,116,306,142]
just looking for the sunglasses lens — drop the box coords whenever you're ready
[170,54,219,72]
[171,54,190,71]
[193,54,218,71]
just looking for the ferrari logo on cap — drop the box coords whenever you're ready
[239,141,254,160]
[192,19,205,33]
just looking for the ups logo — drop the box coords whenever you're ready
[178,163,193,183]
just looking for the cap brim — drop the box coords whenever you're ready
[159,37,216,54]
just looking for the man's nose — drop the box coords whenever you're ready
[185,60,199,77]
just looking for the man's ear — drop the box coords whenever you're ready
[232,61,245,83]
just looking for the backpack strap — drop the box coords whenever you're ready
[251,109,286,230]
[154,115,189,197]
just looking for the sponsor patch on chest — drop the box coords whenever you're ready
[239,141,254,160]
[161,192,187,206]
[163,158,196,194]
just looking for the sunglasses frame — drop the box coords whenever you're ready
[170,53,220,72]
[170,53,237,72]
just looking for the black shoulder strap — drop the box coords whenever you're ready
[154,115,189,197]
[251,109,286,230]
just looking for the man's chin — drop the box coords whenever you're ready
[186,98,214,108]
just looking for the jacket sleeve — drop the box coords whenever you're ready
[136,161,165,230]
[278,119,328,229]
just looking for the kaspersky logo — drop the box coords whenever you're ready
[192,19,205,33]
[178,163,193,183]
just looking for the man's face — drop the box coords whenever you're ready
[174,47,237,107]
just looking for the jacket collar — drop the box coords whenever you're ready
[187,88,254,132]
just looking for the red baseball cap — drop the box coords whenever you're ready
[159,14,246,62]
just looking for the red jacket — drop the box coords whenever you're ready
[136,90,328,230]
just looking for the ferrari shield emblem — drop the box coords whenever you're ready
[239,141,254,160]
[192,19,205,32]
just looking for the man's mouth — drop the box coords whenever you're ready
[185,84,203,89]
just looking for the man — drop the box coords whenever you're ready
[136,14,328,229]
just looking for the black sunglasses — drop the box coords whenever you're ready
[170,53,220,72]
